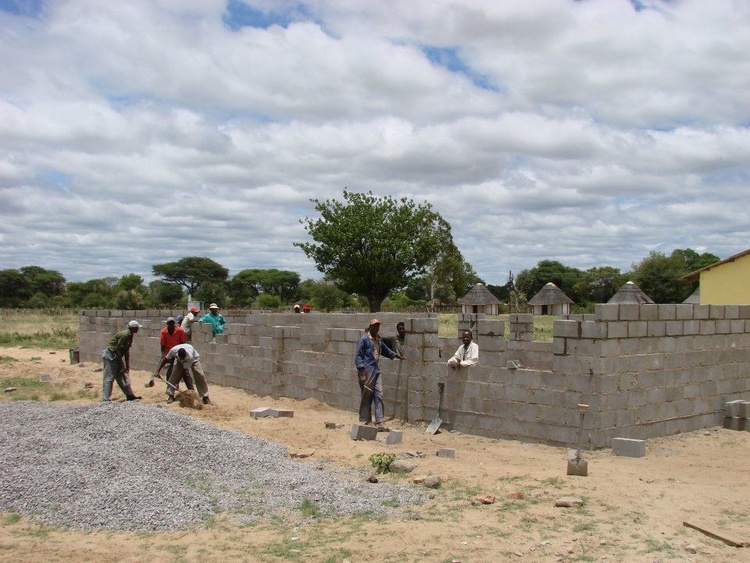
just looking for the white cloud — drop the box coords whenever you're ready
[0,0,749,289]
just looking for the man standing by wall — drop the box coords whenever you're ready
[160,317,188,388]
[101,320,143,402]
[354,319,403,431]
[447,330,479,369]
[180,306,200,342]
[200,303,226,338]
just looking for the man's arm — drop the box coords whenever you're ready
[380,339,402,360]
[354,337,366,369]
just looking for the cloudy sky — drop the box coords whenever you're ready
[1,0,749,286]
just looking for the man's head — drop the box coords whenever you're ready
[166,317,176,332]
[461,330,473,345]
[396,322,406,337]
[209,303,219,314]
[127,320,142,333]
[190,306,199,314]
[177,348,187,359]
[368,319,381,336]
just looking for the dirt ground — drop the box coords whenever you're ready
[1,347,749,563]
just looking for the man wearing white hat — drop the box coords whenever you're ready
[199,303,226,337]
[101,320,143,402]
[354,319,403,431]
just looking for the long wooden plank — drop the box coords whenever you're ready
[682,521,749,547]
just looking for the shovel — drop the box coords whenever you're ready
[426,382,445,435]
[567,403,589,476]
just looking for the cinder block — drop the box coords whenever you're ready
[724,400,745,418]
[741,402,750,419]
[250,407,273,419]
[386,430,403,445]
[270,408,294,418]
[611,437,646,458]
[350,424,378,441]
[436,448,455,458]
[723,417,742,431]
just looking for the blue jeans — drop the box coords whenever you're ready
[358,366,384,424]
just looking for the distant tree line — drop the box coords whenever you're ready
[0,190,720,312]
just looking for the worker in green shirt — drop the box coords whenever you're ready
[101,320,143,402]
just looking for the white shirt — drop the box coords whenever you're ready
[449,341,479,367]
[165,343,200,366]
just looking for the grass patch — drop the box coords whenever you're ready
[300,498,320,518]
[0,356,18,364]
[0,376,93,403]
[438,314,557,341]
[3,512,22,525]
[0,310,78,349]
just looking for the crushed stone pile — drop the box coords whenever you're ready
[0,401,425,532]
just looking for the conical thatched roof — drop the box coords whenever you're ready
[528,282,574,305]
[457,283,501,305]
[607,281,655,304]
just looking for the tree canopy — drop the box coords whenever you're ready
[295,190,456,312]
[152,256,228,296]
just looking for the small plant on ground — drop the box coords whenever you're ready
[300,497,320,518]
[369,452,396,474]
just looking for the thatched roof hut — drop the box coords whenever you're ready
[528,282,574,315]
[457,283,501,315]
[607,281,655,304]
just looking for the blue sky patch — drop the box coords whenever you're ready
[223,0,295,31]
[0,0,42,17]
[422,46,496,91]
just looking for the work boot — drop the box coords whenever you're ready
[126,395,142,401]
[202,396,211,405]
[166,396,175,404]
[375,422,390,432]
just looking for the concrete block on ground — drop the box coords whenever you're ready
[723,417,742,431]
[270,408,294,418]
[250,407,273,419]
[740,402,750,419]
[350,424,378,441]
[724,399,744,418]
[611,437,646,458]
[386,430,403,445]
[436,447,455,458]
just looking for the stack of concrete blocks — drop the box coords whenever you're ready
[723,399,750,431]
[78,304,750,449]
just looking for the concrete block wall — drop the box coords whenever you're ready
[552,304,750,445]
[79,304,750,448]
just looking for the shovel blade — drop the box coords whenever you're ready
[426,416,442,435]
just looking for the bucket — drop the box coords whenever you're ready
[69,348,80,364]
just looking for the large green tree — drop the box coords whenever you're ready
[515,260,585,303]
[631,248,718,303]
[574,266,629,304]
[229,269,300,305]
[0,269,32,307]
[295,190,454,312]
[152,257,229,296]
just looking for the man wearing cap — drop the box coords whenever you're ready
[160,317,187,385]
[101,320,143,402]
[181,306,200,342]
[199,303,226,337]
[354,319,403,431]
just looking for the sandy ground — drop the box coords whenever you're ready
[1,347,750,563]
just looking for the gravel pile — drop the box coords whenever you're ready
[0,401,425,532]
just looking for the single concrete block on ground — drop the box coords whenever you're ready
[724,399,745,418]
[611,437,646,457]
[723,417,742,431]
[250,407,273,419]
[351,424,379,441]
[270,408,294,418]
[386,430,403,445]
[740,401,750,419]
[436,447,455,458]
